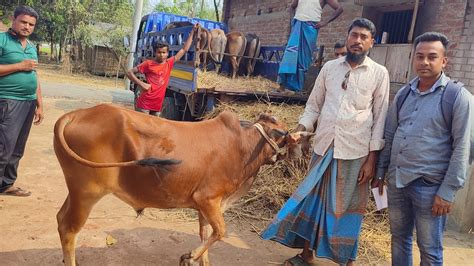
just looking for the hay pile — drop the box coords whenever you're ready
[197,70,280,92]
[205,102,392,264]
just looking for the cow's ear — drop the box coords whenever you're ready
[269,128,288,139]
[258,113,277,124]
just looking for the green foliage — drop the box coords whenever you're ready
[153,0,221,21]
[1,0,133,55]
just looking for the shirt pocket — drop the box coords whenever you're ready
[352,86,373,110]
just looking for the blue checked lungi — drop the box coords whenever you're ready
[261,148,369,264]
[278,19,319,92]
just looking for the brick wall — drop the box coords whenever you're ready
[222,0,360,49]
[223,0,293,46]
[448,0,473,93]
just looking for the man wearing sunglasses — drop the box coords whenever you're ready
[262,18,389,266]
[0,6,43,197]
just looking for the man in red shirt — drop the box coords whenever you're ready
[127,24,197,115]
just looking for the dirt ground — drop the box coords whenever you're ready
[0,69,473,265]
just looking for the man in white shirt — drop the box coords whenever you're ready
[277,0,343,93]
[262,18,390,266]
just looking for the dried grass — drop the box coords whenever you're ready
[197,70,280,92]
[153,101,391,264]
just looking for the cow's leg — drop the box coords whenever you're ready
[198,212,210,266]
[57,192,103,266]
[202,52,208,72]
[231,56,238,79]
[180,199,225,266]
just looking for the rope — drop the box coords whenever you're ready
[252,123,285,156]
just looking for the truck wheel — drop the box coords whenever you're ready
[161,96,181,120]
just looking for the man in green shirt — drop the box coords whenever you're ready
[0,6,43,197]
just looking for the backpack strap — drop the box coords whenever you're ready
[396,84,411,124]
[440,80,463,131]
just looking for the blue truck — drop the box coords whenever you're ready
[132,12,309,120]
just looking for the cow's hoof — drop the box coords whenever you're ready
[179,252,198,266]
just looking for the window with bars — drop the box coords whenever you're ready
[379,9,413,44]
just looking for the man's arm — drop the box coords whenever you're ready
[370,68,390,153]
[174,24,197,62]
[290,0,298,9]
[34,79,44,125]
[316,0,343,29]
[126,66,151,91]
[432,88,472,215]
[359,69,390,185]
[298,63,327,133]
[0,59,37,76]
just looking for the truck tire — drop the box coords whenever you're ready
[161,96,182,121]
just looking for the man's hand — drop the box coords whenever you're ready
[371,178,384,195]
[432,195,452,216]
[34,106,44,125]
[19,59,37,72]
[358,152,377,184]
[314,21,328,29]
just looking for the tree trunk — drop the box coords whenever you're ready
[200,0,204,16]
[191,0,197,17]
[213,0,220,22]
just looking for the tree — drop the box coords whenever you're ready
[153,0,222,21]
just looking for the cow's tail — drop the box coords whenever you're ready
[238,34,247,62]
[207,33,226,64]
[54,115,181,168]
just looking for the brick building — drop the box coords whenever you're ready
[223,0,474,93]
[223,0,474,231]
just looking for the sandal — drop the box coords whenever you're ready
[0,186,31,197]
[284,254,316,266]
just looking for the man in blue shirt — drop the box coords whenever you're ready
[375,32,472,265]
[0,6,43,197]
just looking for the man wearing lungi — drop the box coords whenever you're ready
[277,0,343,93]
[262,18,390,266]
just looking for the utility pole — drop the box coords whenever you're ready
[126,0,144,90]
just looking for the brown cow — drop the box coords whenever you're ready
[240,33,261,76]
[54,104,309,266]
[208,29,227,72]
[224,31,246,79]
[194,26,211,70]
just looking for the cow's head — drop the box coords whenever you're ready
[253,114,314,163]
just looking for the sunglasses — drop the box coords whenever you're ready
[341,71,351,90]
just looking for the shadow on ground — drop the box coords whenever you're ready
[0,227,267,266]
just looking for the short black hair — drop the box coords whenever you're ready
[348,18,376,38]
[14,6,39,20]
[414,32,449,54]
[334,40,345,49]
[153,42,169,54]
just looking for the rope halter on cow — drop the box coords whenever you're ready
[253,123,287,162]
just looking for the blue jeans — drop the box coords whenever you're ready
[387,178,446,266]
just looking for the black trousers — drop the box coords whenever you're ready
[0,99,36,192]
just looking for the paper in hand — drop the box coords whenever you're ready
[371,186,388,210]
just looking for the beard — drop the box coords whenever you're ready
[346,50,368,65]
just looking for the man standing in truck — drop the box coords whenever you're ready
[277,0,343,94]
